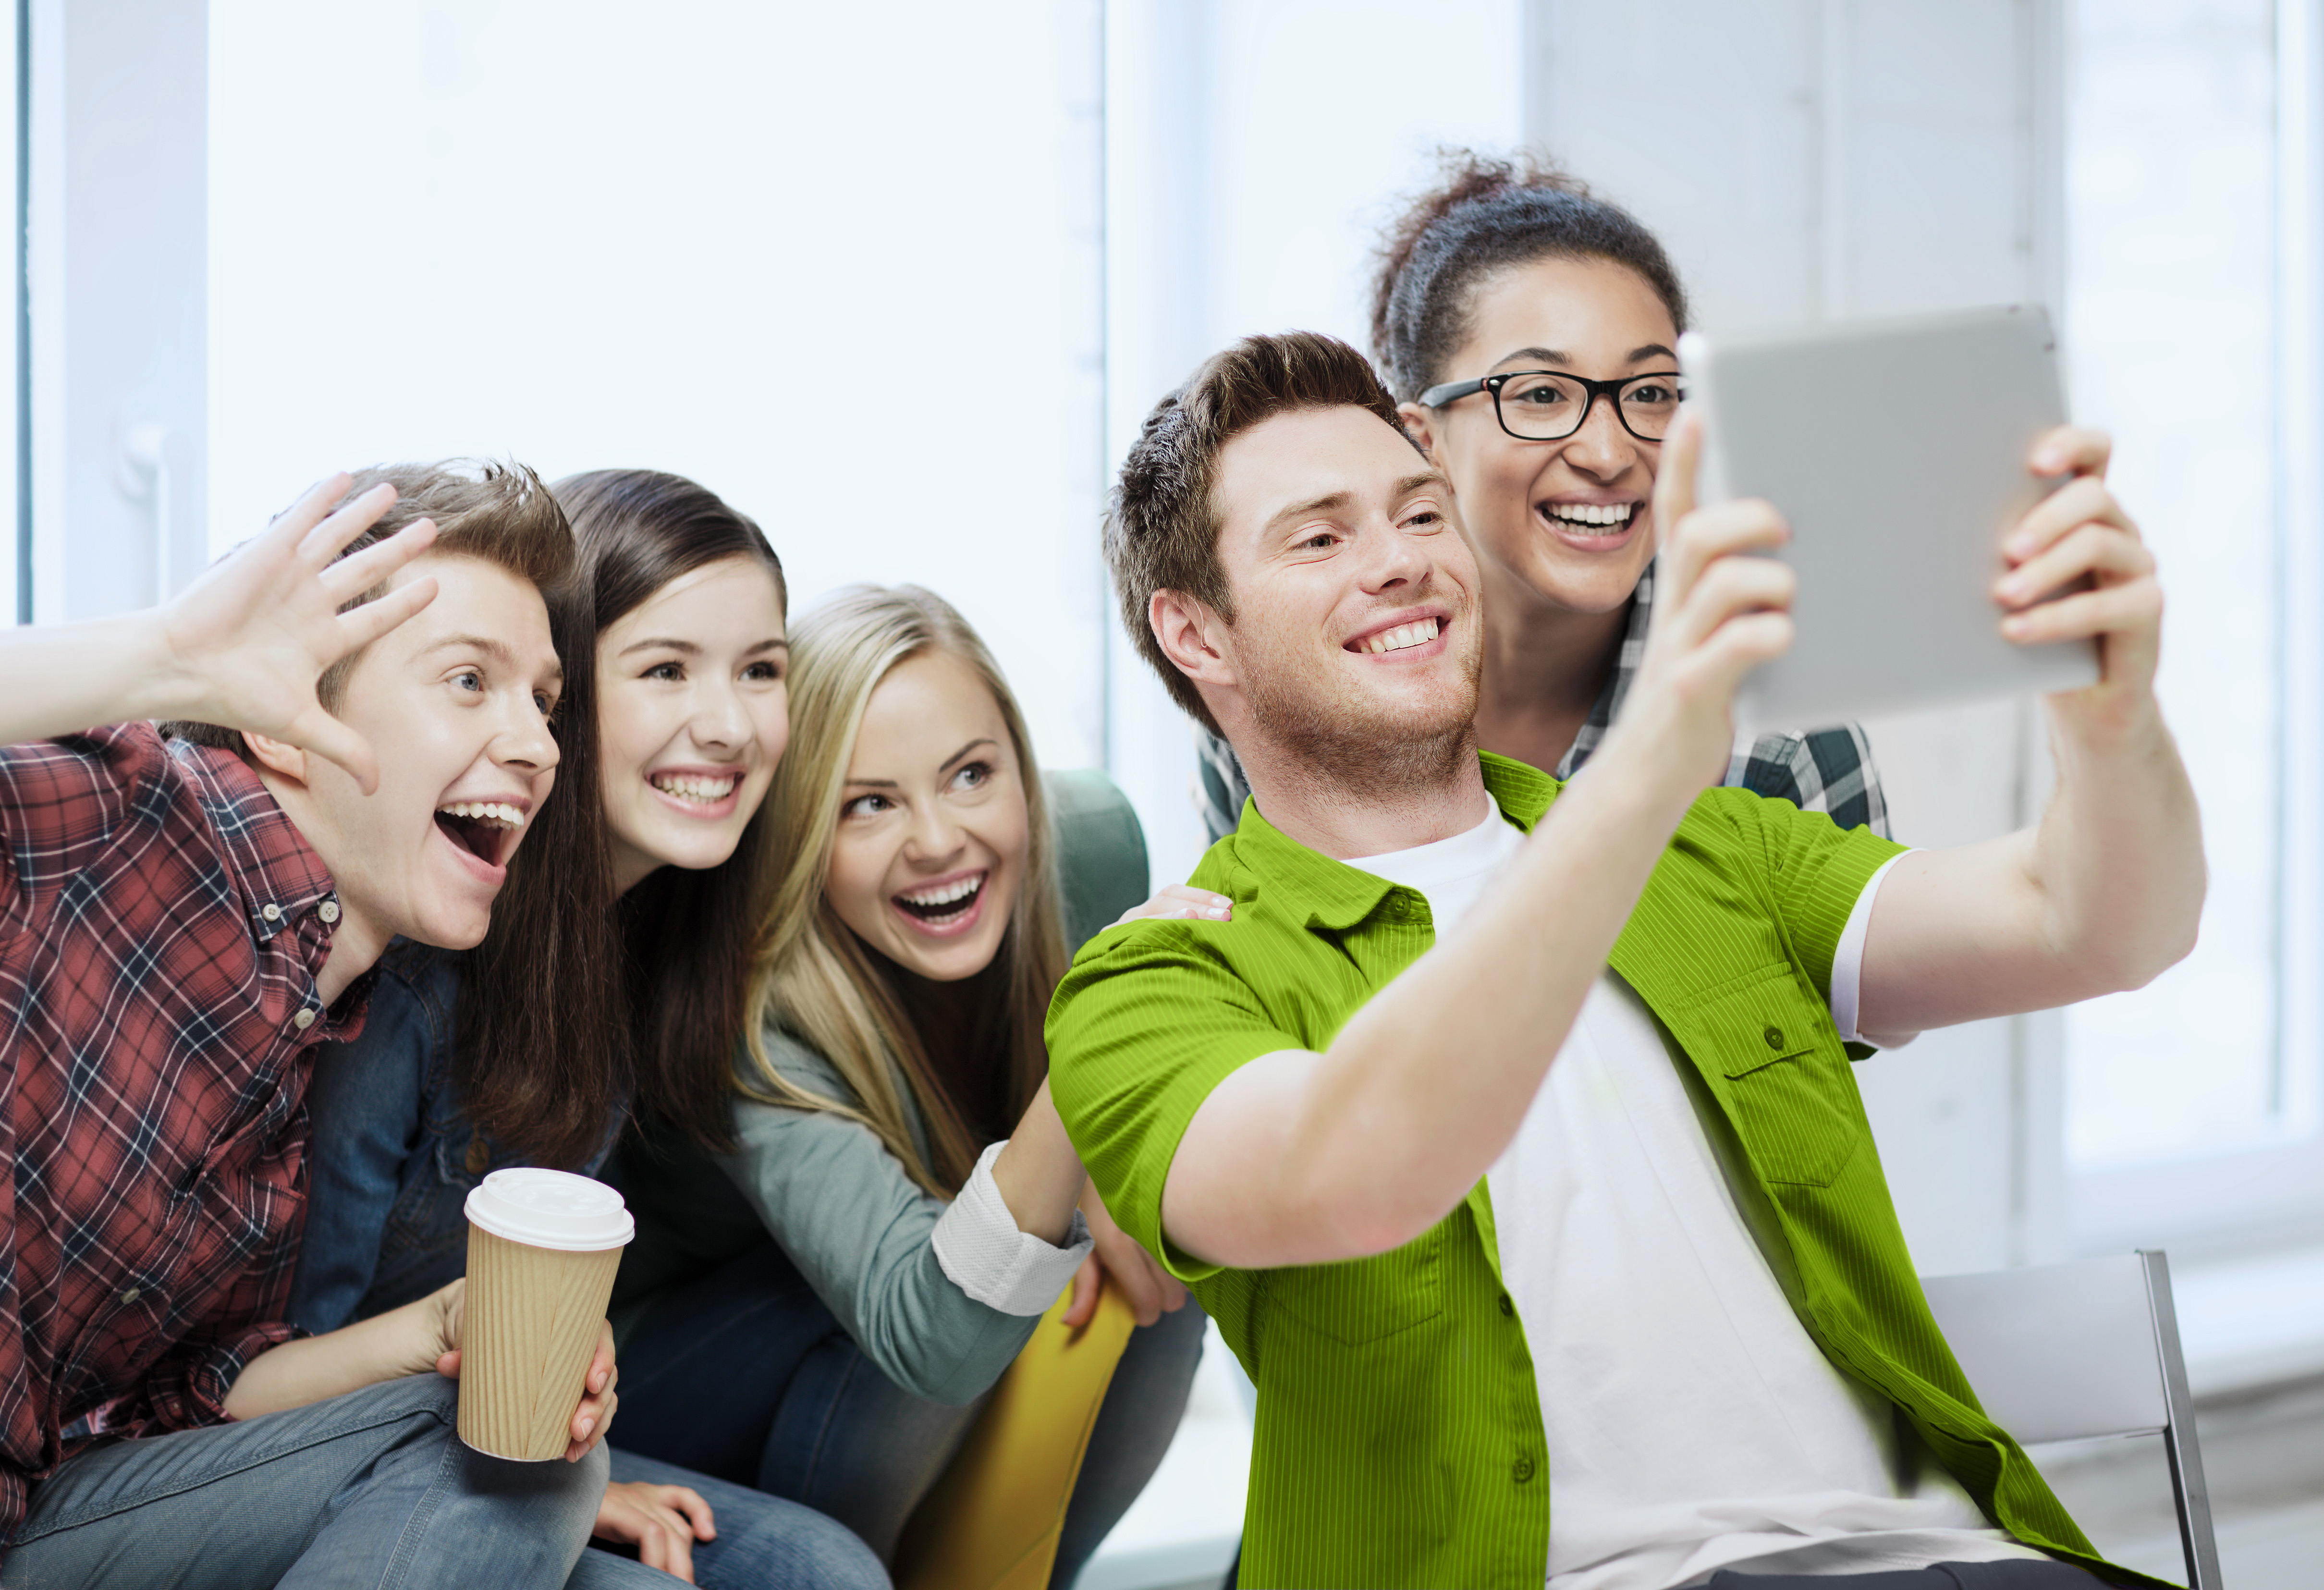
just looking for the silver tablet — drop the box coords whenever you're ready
[1677,304,2099,733]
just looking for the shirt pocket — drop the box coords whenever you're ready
[1669,965,1863,1187]
[1264,1223,1445,1346]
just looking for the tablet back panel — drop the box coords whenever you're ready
[1682,305,2099,733]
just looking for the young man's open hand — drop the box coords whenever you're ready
[0,472,440,788]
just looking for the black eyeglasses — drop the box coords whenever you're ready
[1417,369,1686,443]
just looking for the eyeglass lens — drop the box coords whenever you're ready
[1497,374,1682,441]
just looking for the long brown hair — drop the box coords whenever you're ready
[457,469,786,1164]
[739,586,1065,1196]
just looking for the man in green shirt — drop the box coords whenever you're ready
[1047,331,2201,1589]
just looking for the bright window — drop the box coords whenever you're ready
[2058,0,2317,1171]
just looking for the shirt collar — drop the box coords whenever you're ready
[1228,751,1557,931]
[167,738,342,943]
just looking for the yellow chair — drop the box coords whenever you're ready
[893,1284,1138,1590]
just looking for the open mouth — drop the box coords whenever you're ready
[892,870,986,931]
[1347,616,1443,656]
[651,771,740,807]
[1540,501,1640,535]
[434,800,524,867]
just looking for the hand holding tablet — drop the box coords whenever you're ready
[1671,305,2156,734]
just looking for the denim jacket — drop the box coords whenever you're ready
[287,770,1145,1342]
[285,940,614,1334]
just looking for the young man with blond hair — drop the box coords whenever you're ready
[1050,332,2200,1589]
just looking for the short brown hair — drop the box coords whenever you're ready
[1104,331,1411,734]
[163,460,575,754]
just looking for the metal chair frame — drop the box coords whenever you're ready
[1922,1249,2222,1590]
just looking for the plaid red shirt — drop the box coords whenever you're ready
[0,722,366,1542]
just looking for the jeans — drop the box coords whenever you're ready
[567,1450,886,1590]
[0,1374,601,1590]
[1707,1561,2107,1588]
[615,1244,1207,1590]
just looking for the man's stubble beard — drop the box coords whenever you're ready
[1242,624,1481,807]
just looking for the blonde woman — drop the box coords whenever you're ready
[606,586,1213,1587]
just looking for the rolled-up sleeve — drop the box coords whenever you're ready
[1044,921,1303,1285]
[139,1320,299,1433]
[717,1079,1043,1407]
[1704,787,1907,1002]
[930,1142,1092,1315]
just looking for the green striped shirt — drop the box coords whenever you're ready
[1048,752,2150,1590]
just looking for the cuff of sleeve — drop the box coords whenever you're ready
[931,1142,1095,1316]
[183,1321,300,1428]
[1831,851,1914,1050]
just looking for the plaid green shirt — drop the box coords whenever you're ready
[1195,564,1889,845]
[1050,753,2144,1590]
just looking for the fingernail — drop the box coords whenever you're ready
[1206,907,1230,920]
[578,1417,595,1437]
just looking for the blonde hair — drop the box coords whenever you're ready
[741,585,1067,1196]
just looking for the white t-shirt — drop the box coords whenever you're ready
[1348,800,2046,1590]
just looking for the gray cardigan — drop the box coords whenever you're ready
[608,770,1150,1407]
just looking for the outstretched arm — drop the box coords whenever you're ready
[0,475,439,792]
[1158,416,1797,1272]
[1857,428,2202,1037]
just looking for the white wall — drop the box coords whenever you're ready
[208,0,1109,771]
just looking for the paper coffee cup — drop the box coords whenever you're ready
[456,1168,635,1461]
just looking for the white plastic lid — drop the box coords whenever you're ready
[464,1168,635,1252]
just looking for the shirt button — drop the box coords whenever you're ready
[1512,1455,1537,1483]
[292,1008,316,1030]
[261,903,282,922]
[1498,1293,1515,1317]
[318,901,341,924]
[119,1287,140,1304]
[1762,1024,1786,1051]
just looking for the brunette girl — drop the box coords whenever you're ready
[288,471,883,1589]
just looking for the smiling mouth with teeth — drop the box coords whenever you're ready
[651,771,741,806]
[893,871,985,927]
[434,800,525,863]
[1543,501,1639,530]
[1354,616,1443,655]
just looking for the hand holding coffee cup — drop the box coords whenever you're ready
[458,1168,635,1462]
